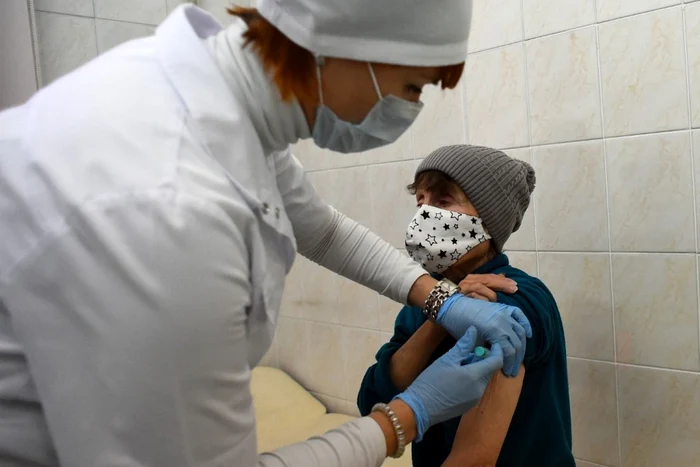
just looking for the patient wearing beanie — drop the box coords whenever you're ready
[357,145,575,467]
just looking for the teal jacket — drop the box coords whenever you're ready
[357,254,575,467]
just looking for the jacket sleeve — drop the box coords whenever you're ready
[4,192,385,467]
[273,149,426,304]
[495,278,556,370]
[357,306,420,416]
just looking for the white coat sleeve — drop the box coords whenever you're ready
[4,192,387,467]
[274,150,427,304]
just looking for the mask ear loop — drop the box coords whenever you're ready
[315,56,325,106]
[367,63,383,100]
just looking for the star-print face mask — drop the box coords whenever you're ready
[405,204,491,274]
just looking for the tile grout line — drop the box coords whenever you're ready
[303,129,700,174]
[593,6,623,463]
[569,355,700,376]
[681,2,700,374]
[518,0,540,277]
[466,4,684,59]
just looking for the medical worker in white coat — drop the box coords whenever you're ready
[0,1,532,466]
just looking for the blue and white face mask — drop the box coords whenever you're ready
[311,60,423,154]
[405,204,491,273]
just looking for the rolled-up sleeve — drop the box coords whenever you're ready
[3,191,386,467]
[273,149,426,304]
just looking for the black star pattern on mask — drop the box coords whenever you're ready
[438,250,447,259]
[462,233,466,237]
[417,242,424,249]
[451,238,458,245]
[436,264,444,270]
[467,245,473,251]
[421,210,430,220]
[479,234,487,242]
[471,218,478,224]
[426,235,437,246]
[469,229,477,238]
[454,224,459,229]
[450,250,460,261]
[435,212,443,220]
[443,223,450,231]
[410,219,419,230]
[450,212,462,220]
[426,253,434,261]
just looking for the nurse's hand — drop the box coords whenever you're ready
[437,293,531,377]
[395,327,503,442]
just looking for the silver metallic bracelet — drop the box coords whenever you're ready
[371,402,406,458]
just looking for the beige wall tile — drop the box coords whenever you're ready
[599,8,688,136]
[369,161,417,249]
[533,141,608,251]
[606,132,695,252]
[526,27,602,145]
[503,148,537,251]
[465,44,530,149]
[612,254,700,371]
[35,0,94,16]
[300,263,340,324]
[378,294,402,333]
[539,253,614,361]
[506,252,538,276]
[280,256,309,319]
[94,0,166,25]
[336,277,379,330]
[36,12,97,85]
[412,85,466,158]
[523,0,596,38]
[305,322,345,398]
[688,3,700,128]
[618,366,700,466]
[597,0,681,21]
[96,19,154,54]
[342,327,383,401]
[361,128,414,165]
[568,358,620,466]
[468,0,523,53]
[276,317,313,389]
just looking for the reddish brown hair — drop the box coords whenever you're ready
[228,7,465,102]
[407,170,465,200]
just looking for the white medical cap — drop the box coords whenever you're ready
[257,0,473,67]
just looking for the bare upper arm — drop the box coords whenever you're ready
[442,364,525,467]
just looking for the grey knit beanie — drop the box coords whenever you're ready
[415,145,536,253]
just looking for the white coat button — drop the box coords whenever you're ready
[262,202,270,214]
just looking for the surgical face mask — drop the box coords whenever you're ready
[405,204,491,274]
[312,60,423,154]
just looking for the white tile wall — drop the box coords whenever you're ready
[95,19,154,54]
[523,0,597,39]
[33,0,700,464]
[598,8,688,137]
[464,44,530,149]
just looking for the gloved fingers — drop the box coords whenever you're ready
[504,333,523,377]
[451,326,478,356]
[463,342,504,375]
[510,306,533,338]
[495,331,519,377]
[513,321,528,371]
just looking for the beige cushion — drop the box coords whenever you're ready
[251,366,413,467]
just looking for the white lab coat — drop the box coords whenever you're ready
[0,6,424,467]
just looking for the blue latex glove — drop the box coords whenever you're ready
[437,293,532,377]
[396,327,503,441]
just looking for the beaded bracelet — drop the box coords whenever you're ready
[371,402,406,458]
